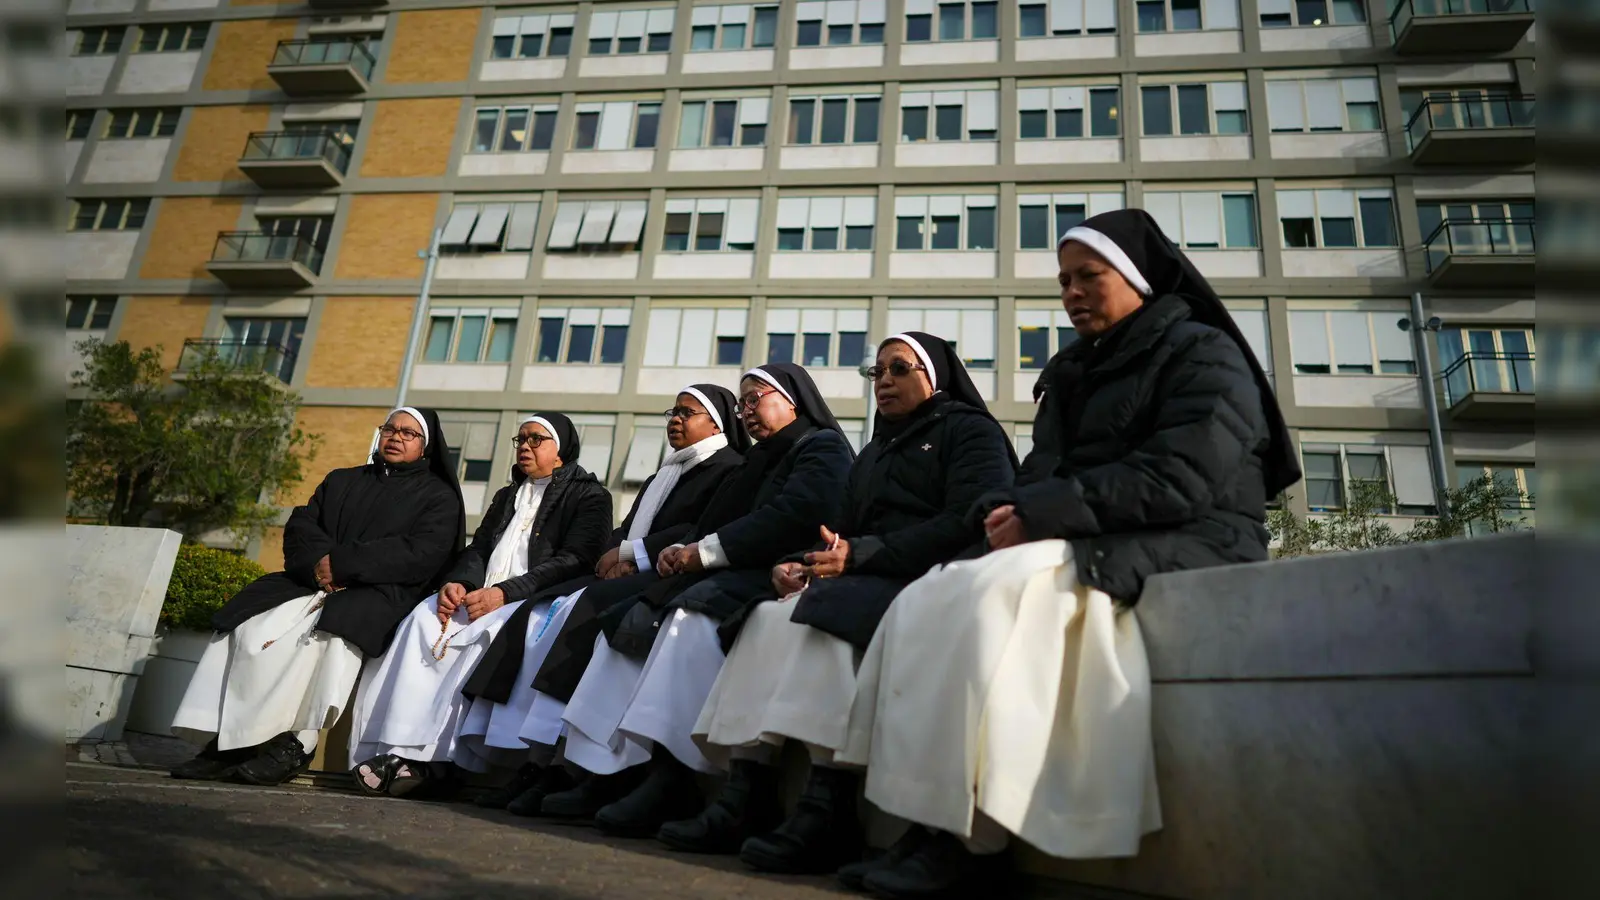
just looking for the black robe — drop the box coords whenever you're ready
[460,447,741,704]
[211,457,464,658]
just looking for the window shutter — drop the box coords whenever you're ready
[623,425,668,483]
[726,198,760,245]
[546,202,585,248]
[678,309,715,363]
[1389,446,1435,507]
[1085,0,1116,30]
[589,12,620,38]
[1143,193,1182,243]
[1229,308,1272,371]
[1276,189,1315,220]
[504,202,540,250]
[1315,189,1356,219]
[716,308,748,336]
[1266,81,1305,131]
[767,309,800,333]
[843,195,876,225]
[643,308,681,365]
[797,0,826,19]
[826,0,856,24]
[520,15,549,35]
[800,308,834,332]
[597,102,634,149]
[692,7,720,26]
[1305,81,1344,130]
[1329,311,1372,368]
[1288,311,1330,367]
[1341,77,1378,104]
[809,196,844,228]
[859,0,887,23]
[1052,86,1086,110]
[441,205,480,245]
[966,91,999,131]
[1089,191,1124,216]
[929,196,963,216]
[899,91,931,109]
[617,11,648,37]
[1051,0,1083,30]
[1211,81,1246,112]
[1203,0,1239,30]
[1018,88,1050,111]
[549,14,575,29]
[837,308,869,332]
[739,97,770,124]
[647,8,676,32]
[1180,193,1222,247]
[777,196,810,228]
[609,200,649,243]
[577,201,618,244]
[601,308,631,326]
[960,310,996,360]
[895,195,928,217]
[492,17,519,36]
[1372,312,1412,363]
[906,0,935,14]
[721,5,752,25]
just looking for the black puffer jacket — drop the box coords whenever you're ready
[987,294,1274,602]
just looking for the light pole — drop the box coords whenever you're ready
[370,228,442,456]
[1398,291,1451,522]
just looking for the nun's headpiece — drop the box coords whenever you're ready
[740,362,849,444]
[513,412,582,479]
[876,332,991,416]
[680,383,750,453]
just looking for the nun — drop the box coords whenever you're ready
[456,385,747,814]
[533,363,855,838]
[832,209,1301,896]
[170,407,465,786]
[662,333,1017,874]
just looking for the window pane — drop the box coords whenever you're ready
[741,123,766,146]
[1020,4,1048,36]
[861,23,885,43]
[1283,218,1317,247]
[1215,109,1248,134]
[425,317,455,360]
[972,2,998,38]
[1296,0,1329,25]
[838,332,867,367]
[935,105,962,140]
[1055,108,1085,138]
[767,333,795,363]
[1171,0,1202,30]
[1055,203,1086,239]
[901,106,928,141]
[590,37,612,55]
[1332,0,1365,22]
[691,25,716,50]
[846,225,874,250]
[716,336,745,365]
[1141,86,1173,135]
[753,7,778,47]
[1359,197,1397,247]
[695,212,724,250]
[811,227,839,250]
[664,212,693,250]
[802,333,831,366]
[710,101,737,146]
[131,112,155,138]
[500,108,529,151]
[930,216,961,249]
[553,27,576,55]
[1136,1,1167,32]
[1019,327,1049,369]
[853,98,880,142]
[897,216,924,249]
[966,207,996,250]
[789,99,815,144]
[679,102,706,147]
[454,316,487,362]
[829,24,854,44]
[633,104,659,148]
[797,20,823,46]
[575,112,599,149]
[1019,109,1049,139]
[619,37,642,53]
[1089,89,1119,136]
[1222,195,1258,247]
[938,4,965,40]
[519,33,544,57]
[1346,102,1380,131]
[648,32,672,52]
[566,324,596,363]
[486,320,516,362]
[777,228,805,250]
[66,298,92,330]
[1322,217,1357,247]
[1177,85,1210,135]
[820,99,848,143]
[600,325,629,363]
[1019,206,1051,249]
[906,14,932,41]
[536,317,564,362]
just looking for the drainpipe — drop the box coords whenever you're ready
[1409,291,1452,521]
[371,228,442,457]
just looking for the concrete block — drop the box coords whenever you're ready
[125,628,210,737]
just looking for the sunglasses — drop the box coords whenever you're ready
[862,361,928,381]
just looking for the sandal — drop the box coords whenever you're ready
[352,754,404,797]
[385,760,432,799]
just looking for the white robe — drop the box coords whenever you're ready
[836,540,1162,860]
[453,592,576,761]
[172,591,364,755]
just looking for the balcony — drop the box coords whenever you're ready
[1405,95,1535,165]
[206,232,323,289]
[1389,0,1535,54]
[1438,351,1535,422]
[1423,218,1535,288]
[237,132,352,189]
[267,38,375,95]
[175,338,299,384]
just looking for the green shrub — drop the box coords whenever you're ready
[161,543,267,632]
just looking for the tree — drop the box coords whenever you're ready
[1268,474,1533,558]
[66,339,320,541]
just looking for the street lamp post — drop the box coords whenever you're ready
[1398,291,1451,522]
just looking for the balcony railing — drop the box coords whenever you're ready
[176,338,299,383]
[1423,217,1535,273]
[210,231,325,275]
[270,38,377,79]
[1439,351,1536,407]
[241,131,353,173]
[1405,94,1535,151]
[1390,0,1537,43]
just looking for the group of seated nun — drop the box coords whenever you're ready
[167,209,1301,899]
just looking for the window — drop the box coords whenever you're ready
[1438,326,1535,400]
[765,309,871,367]
[894,195,997,251]
[66,296,118,331]
[1301,442,1435,515]
[899,89,998,142]
[1136,0,1206,31]
[1288,309,1414,375]
[1018,86,1121,139]
[66,110,94,141]
[1018,0,1120,37]
[103,108,182,140]
[1140,82,1246,136]
[1455,462,1535,508]
[642,307,750,366]
[587,8,676,55]
[775,196,877,251]
[689,4,779,51]
[74,27,125,56]
[1227,306,1273,374]
[887,302,996,368]
[572,100,661,150]
[1278,189,1396,248]
[533,307,632,364]
[70,198,149,232]
[439,420,500,484]
[489,13,576,59]
[904,0,999,41]
[423,308,519,363]
[1259,0,1366,28]
[221,316,306,382]
[439,202,542,253]
[795,0,888,46]
[546,199,650,251]
[134,23,208,53]
[1016,309,1082,369]
[471,104,559,153]
[1143,191,1259,249]
[1417,200,1535,252]
[1018,192,1125,249]
[788,93,880,144]
[678,97,769,147]
[1267,78,1381,133]
[662,198,760,252]
[1400,86,1528,132]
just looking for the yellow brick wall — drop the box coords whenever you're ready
[171,105,271,183]
[333,194,436,281]
[384,9,481,84]
[139,197,245,280]
[280,405,390,506]
[359,98,461,178]
[113,296,214,372]
[202,18,298,92]
[305,297,413,389]
[256,526,286,572]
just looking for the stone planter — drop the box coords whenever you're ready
[125,627,213,737]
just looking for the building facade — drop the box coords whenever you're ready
[62,0,1537,564]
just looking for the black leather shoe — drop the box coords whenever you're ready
[539,767,647,821]
[231,732,312,786]
[861,829,1010,899]
[838,826,932,890]
[658,758,782,854]
[595,756,704,838]
[739,766,863,874]
[170,740,253,781]
[507,765,576,817]
[476,763,547,810]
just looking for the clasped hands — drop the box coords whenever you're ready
[594,546,639,581]
[436,581,506,625]
[983,504,1027,551]
[654,542,707,577]
[771,526,849,597]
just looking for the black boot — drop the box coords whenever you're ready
[507,765,577,817]
[861,829,1010,899]
[170,739,254,781]
[594,754,704,838]
[658,758,782,854]
[539,767,648,821]
[231,732,312,786]
[837,826,932,890]
[476,762,547,810]
[738,765,863,874]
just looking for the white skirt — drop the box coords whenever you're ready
[693,597,860,768]
[171,591,364,754]
[454,589,576,762]
[348,594,522,773]
[562,608,726,775]
[838,540,1162,860]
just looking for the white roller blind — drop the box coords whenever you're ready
[590,11,619,37]
[899,91,931,109]
[1018,87,1050,111]
[964,195,997,208]
[1203,0,1239,30]
[1305,81,1344,130]
[1390,446,1435,507]
[738,97,770,125]
[716,308,748,336]
[809,196,844,228]
[906,0,935,14]
[1052,86,1086,110]
[859,0,887,23]
[1212,81,1246,112]
[1018,309,1052,328]
[441,206,479,245]
[678,309,715,363]
[521,15,550,35]
[1259,0,1291,13]
[1277,190,1315,220]
[692,6,719,26]
[843,196,875,226]
[767,309,800,333]
[1181,193,1222,247]
[826,0,856,24]
[1085,0,1116,30]
[925,309,960,342]
[550,14,575,28]
[601,307,632,326]
[967,91,998,130]
[1229,309,1271,371]
[1372,312,1412,362]
[1356,188,1393,200]
[1330,311,1371,367]
[577,201,618,244]
[1341,77,1378,104]
[1289,311,1330,366]
[886,309,922,334]
[837,309,869,332]
[575,101,603,114]
[665,198,696,214]
[610,200,648,243]
[1315,189,1356,219]
[721,4,751,24]
[597,102,633,150]
[1051,0,1082,29]
[895,195,928,217]
[1143,193,1182,242]
[618,10,648,37]
[1018,193,1049,207]
[932,90,965,107]
[493,18,519,37]
[504,202,540,250]
[547,202,585,248]
[643,309,681,365]
[800,308,833,332]
[1267,81,1305,131]
[696,197,730,214]
[647,8,676,32]
[726,198,760,245]
[623,426,667,482]
[777,197,809,227]
[961,311,996,359]
[797,0,826,18]
[569,308,601,326]
[1089,192,1123,216]
[930,196,963,216]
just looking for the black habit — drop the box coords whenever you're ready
[211,407,466,658]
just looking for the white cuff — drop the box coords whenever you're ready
[630,538,651,572]
[698,533,728,570]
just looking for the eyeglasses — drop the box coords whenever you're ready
[378,425,424,442]
[511,433,554,449]
[662,407,709,423]
[737,390,776,412]
[862,361,928,381]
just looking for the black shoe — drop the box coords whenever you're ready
[595,755,704,838]
[539,767,647,821]
[838,827,932,890]
[476,763,547,810]
[231,732,312,786]
[739,766,863,874]
[507,765,577,817]
[170,740,253,781]
[861,830,1009,899]
[658,758,783,855]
